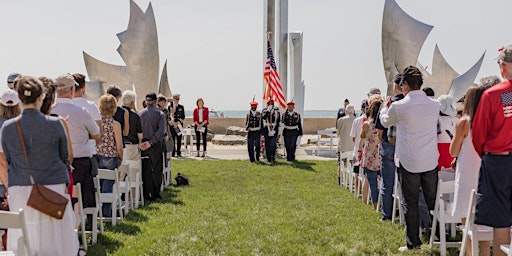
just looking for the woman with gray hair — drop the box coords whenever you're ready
[336,104,356,183]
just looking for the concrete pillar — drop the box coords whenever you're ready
[276,0,288,101]
[289,31,304,119]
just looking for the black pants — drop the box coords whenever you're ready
[195,126,207,152]
[72,157,96,207]
[247,131,261,162]
[170,126,183,155]
[263,132,277,162]
[141,141,163,200]
[283,130,299,161]
[399,164,438,248]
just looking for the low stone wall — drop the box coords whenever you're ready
[183,118,336,135]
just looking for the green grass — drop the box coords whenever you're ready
[87,159,439,255]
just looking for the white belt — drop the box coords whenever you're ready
[284,125,298,130]
[248,127,260,131]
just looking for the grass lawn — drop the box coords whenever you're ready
[87,159,440,255]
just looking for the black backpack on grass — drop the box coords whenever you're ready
[175,173,189,186]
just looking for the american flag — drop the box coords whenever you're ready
[264,40,286,109]
[501,92,512,117]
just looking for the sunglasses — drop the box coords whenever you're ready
[498,60,508,66]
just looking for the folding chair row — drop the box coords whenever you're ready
[0,209,35,256]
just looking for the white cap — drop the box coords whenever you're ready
[0,89,20,106]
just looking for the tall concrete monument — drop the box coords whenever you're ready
[382,0,484,101]
[83,0,171,108]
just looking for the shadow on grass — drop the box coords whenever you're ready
[122,210,149,223]
[107,222,141,235]
[86,234,124,256]
[291,161,316,172]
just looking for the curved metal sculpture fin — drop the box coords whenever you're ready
[382,0,433,95]
[423,45,459,96]
[449,51,486,102]
[128,0,144,29]
[158,60,172,98]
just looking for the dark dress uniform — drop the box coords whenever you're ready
[246,109,262,162]
[169,102,185,157]
[262,106,280,162]
[282,110,303,161]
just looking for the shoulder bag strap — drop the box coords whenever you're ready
[15,119,34,184]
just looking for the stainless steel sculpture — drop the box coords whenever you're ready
[158,60,172,98]
[382,0,432,96]
[382,0,485,100]
[83,0,170,108]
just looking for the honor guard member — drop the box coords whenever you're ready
[169,94,185,157]
[282,101,303,161]
[246,100,262,162]
[262,99,280,162]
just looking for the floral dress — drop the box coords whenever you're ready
[362,122,381,172]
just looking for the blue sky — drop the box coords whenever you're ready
[0,0,510,110]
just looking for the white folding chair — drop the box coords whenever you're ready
[339,151,355,191]
[316,129,335,157]
[429,174,460,256]
[391,174,404,225]
[84,176,103,243]
[502,240,512,256]
[71,183,87,251]
[459,189,493,256]
[125,159,144,208]
[376,178,383,212]
[97,168,124,226]
[161,152,171,190]
[117,164,132,214]
[0,209,35,256]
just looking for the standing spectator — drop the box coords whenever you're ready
[379,66,439,251]
[3,76,78,255]
[336,104,355,173]
[106,85,129,137]
[52,74,100,208]
[0,89,20,250]
[6,73,20,90]
[121,90,143,161]
[359,96,383,209]
[449,85,491,256]
[169,94,185,157]
[138,93,166,201]
[375,74,404,221]
[157,95,173,157]
[337,99,350,121]
[246,100,262,162]
[423,87,435,99]
[351,100,369,191]
[193,98,209,157]
[72,73,102,181]
[282,101,303,161]
[262,99,280,163]
[97,95,123,217]
[437,95,458,170]
[472,45,512,256]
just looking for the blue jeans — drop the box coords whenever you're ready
[247,132,261,162]
[98,156,120,217]
[364,168,380,204]
[380,142,396,220]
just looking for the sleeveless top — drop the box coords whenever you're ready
[97,116,119,157]
[451,128,481,218]
[362,122,381,171]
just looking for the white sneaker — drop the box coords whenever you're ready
[398,245,421,252]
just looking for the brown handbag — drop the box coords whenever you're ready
[16,120,69,219]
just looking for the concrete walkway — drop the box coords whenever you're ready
[174,135,338,161]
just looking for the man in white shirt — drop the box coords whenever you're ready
[379,66,439,251]
[350,100,368,189]
[72,73,103,177]
[52,74,100,208]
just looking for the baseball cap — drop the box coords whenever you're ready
[0,90,20,106]
[55,74,78,90]
[498,45,512,62]
[146,92,157,102]
[173,94,181,99]
[7,73,21,83]
[367,88,381,96]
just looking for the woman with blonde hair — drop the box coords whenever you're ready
[97,94,123,217]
